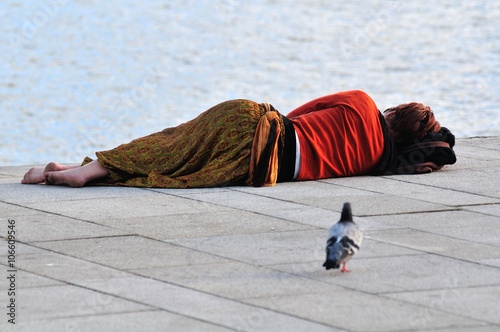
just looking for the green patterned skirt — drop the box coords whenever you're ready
[83,99,270,188]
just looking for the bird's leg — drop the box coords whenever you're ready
[340,262,351,273]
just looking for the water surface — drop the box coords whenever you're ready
[1,0,498,165]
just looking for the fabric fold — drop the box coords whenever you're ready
[247,103,284,187]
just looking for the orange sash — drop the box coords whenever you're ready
[247,103,282,187]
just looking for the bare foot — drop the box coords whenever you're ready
[29,160,108,188]
[45,168,87,188]
[21,162,76,184]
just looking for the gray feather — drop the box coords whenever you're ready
[323,202,363,270]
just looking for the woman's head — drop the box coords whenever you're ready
[384,102,441,146]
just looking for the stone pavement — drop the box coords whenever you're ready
[0,137,499,332]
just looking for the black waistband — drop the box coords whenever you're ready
[278,115,296,182]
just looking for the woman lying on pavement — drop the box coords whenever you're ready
[21,90,456,188]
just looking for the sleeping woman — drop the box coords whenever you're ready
[21,90,456,188]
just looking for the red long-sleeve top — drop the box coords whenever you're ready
[287,90,384,180]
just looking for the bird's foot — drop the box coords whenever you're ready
[340,263,351,273]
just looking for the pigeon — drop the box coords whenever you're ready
[323,202,363,272]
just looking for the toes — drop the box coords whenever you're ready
[21,168,42,184]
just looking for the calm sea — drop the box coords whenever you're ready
[1,0,499,165]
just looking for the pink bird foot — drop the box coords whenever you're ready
[340,262,351,273]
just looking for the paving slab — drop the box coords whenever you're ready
[33,235,228,270]
[167,229,329,266]
[0,240,47,257]
[453,137,500,159]
[11,311,234,332]
[368,228,500,264]
[465,203,500,218]
[1,137,500,331]
[231,180,373,201]
[386,285,500,325]
[97,210,315,241]
[323,176,500,206]
[129,261,345,300]
[244,289,484,331]
[10,250,135,283]
[2,269,64,289]
[167,230,423,268]
[361,210,500,247]
[0,201,41,216]
[0,182,149,204]
[78,276,335,332]
[10,212,129,242]
[193,185,456,216]
[21,193,230,222]
[392,167,500,199]
[14,284,150,321]
[178,189,309,214]
[272,253,500,294]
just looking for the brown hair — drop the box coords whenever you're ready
[384,102,441,146]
